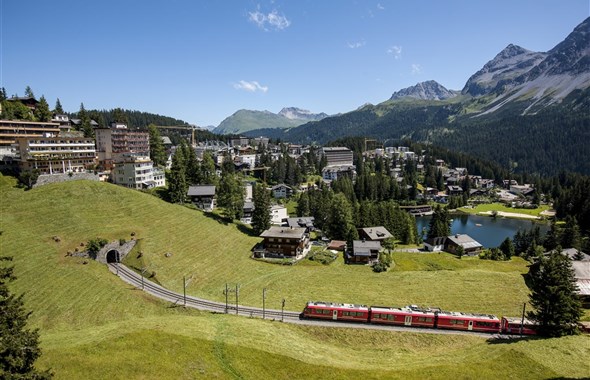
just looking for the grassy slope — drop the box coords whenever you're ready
[458,203,551,218]
[1,175,588,379]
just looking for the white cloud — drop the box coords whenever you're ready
[411,64,422,75]
[377,3,385,10]
[249,9,291,31]
[347,40,366,49]
[233,80,269,93]
[387,45,402,59]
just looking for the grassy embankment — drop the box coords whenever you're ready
[1,175,588,379]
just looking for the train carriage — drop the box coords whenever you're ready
[369,305,437,328]
[302,301,369,322]
[436,311,501,333]
[501,316,538,335]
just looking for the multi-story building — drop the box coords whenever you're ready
[0,120,61,153]
[111,155,164,190]
[95,123,150,169]
[257,226,310,258]
[13,132,96,174]
[321,147,353,166]
[321,147,356,183]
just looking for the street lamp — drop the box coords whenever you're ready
[262,288,267,319]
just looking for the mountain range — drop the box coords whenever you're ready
[213,107,329,135]
[236,17,590,175]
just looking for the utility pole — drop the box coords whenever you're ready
[520,303,526,337]
[262,288,267,319]
[141,267,147,290]
[281,299,285,322]
[225,283,229,313]
[235,283,240,315]
[183,276,186,306]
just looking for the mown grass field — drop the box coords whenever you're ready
[458,203,551,218]
[1,175,588,379]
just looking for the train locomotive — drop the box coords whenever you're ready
[301,301,538,335]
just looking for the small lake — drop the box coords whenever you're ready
[415,213,549,248]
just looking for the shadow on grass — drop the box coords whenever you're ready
[237,223,258,237]
[201,211,230,225]
[486,335,542,345]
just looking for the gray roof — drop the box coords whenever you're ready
[161,136,172,145]
[187,185,216,196]
[286,217,315,229]
[352,240,381,255]
[260,226,306,239]
[446,234,482,250]
[359,226,393,241]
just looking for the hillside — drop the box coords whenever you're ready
[2,176,589,379]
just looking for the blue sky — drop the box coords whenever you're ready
[1,0,588,127]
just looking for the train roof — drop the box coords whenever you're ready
[306,301,368,310]
[501,316,538,325]
[370,305,439,315]
[437,310,499,321]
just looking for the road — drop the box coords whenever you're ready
[108,263,513,339]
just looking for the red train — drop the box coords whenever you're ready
[302,301,538,335]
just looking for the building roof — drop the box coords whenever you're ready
[272,184,292,190]
[424,236,446,246]
[243,201,254,211]
[352,240,381,256]
[286,217,315,229]
[359,226,393,241]
[560,248,590,262]
[187,185,216,196]
[260,226,306,239]
[161,136,172,145]
[446,234,482,250]
[327,240,346,250]
[322,147,351,152]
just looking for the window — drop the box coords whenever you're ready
[373,313,380,319]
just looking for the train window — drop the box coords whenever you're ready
[418,317,433,322]
[450,319,464,325]
[343,311,349,316]
[323,309,331,315]
[356,312,364,317]
[388,315,394,320]
[373,313,380,319]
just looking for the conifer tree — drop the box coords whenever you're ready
[53,98,64,114]
[527,249,582,337]
[24,86,34,98]
[147,124,167,167]
[167,148,187,203]
[34,96,52,122]
[251,183,271,235]
[217,171,244,221]
[427,205,451,239]
[0,256,52,379]
[296,192,310,217]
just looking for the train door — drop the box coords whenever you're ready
[404,316,412,326]
[468,320,474,331]
[332,310,338,321]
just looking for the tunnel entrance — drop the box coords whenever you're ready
[106,249,120,263]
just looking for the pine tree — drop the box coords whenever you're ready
[327,193,357,242]
[251,183,271,235]
[296,192,310,217]
[147,124,166,167]
[24,86,34,98]
[427,205,451,239]
[0,87,7,102]
[34,96,52,122]
[199,152,218,186]
[0,256,52,379]
[53,98,64,114]
[527,249,582,337]
[217,172,244,221]
[499,237,515,260]
[167,149,187,203]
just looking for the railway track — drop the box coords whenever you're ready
[108,263,301,321]
[107,263,505,338]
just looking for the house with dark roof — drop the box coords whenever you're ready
[358,226,393,241]
[347,240,381,264]
[272,184,293,198]
[424,236,446,252]
[445,234,483,255]
[255,226,310,258]
[187,185,216,211]
[286,217,315,232]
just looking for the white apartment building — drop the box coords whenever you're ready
[111,155,165,190]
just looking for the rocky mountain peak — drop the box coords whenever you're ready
[390,80,457,101]
[278,107,328,121]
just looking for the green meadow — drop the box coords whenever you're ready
[1,175,588,379]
